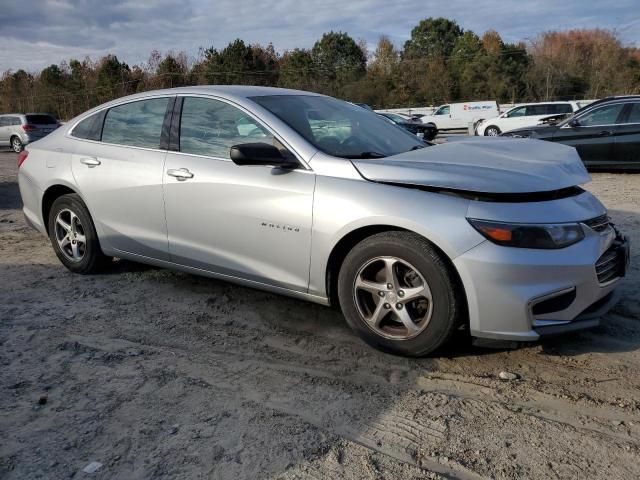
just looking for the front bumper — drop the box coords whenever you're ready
[454,227,629,341]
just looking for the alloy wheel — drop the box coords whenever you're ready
[11,137,22,153]
[54,209,87,262]
[486,127,499,136]
[353,256,433,340]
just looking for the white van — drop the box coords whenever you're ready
[475,101,580,136]
[420,101,499,130]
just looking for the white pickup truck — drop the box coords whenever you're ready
[419,101,499,130]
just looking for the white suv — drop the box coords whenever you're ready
[0,113,60,152]
[476,102,580,136]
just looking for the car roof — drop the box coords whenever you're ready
[70,85,327,120]
[104,85,322,105]
[573,95,640,115]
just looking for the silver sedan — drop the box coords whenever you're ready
[17,86,630,355]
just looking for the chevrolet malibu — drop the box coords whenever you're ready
[17,86,630,356]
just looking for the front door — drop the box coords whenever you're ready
[551,103,626,167]
[71,96,173,260]
[163,96,315,292]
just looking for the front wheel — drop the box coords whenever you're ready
[48,194,110,274]
[337,232,463,356]
[11,136,23,153]
[484,126,501,136]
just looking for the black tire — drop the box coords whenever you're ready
[337,231,463,356]
[424,123,438,141]
[484,126,501,136]
[11,136,23,153]
[47,194,110,274]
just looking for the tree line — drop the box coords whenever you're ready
[1,17,639,120]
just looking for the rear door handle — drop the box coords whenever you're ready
[80,157,101,167]
[598,130,612,137]
[167,168,194,181]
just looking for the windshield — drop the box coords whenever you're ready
[250,95,425,159]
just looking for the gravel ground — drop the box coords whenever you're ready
[1,150,639,480]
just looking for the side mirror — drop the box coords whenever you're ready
[230,143,298,168]
[568,118,581,128]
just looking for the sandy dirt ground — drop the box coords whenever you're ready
[1,149,639,480]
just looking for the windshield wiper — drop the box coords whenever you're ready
[343,151,387,159]
[410,144,427,150]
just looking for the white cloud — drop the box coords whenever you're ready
[0,0,637,72]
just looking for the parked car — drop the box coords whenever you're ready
[476,102,580,136]
[501,96,640,170]
[354,102,374,111]
[0,113,60,152]
[378,112,438,140]
[419,101,499,130]
[18,86,629,356]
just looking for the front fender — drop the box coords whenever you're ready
[308,176,485,297]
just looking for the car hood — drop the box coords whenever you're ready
[352,137,590,194]
[504,124,559,138]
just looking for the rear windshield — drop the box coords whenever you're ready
[26,114,57,125]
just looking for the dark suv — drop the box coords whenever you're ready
[501,96,640,170]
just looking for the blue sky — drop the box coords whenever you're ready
[0,0,638,72]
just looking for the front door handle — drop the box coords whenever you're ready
[167,168,194,181]
[598,130,612,137]
[80,157,101,167]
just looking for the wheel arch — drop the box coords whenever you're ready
[41,184,79,235]
[324,224,468,317]
[484,125,501,135]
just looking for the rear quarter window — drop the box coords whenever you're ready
[71,111,106,141]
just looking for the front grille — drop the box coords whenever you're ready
[584,214,611,233]
[595,247,621,284]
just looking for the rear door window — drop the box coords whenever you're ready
[525,105,547,116]
[0,117,8,127]
[552,104,573,114]
[102,98,170,149]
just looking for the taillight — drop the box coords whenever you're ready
[17,150,29,168]
[22,124,37,132]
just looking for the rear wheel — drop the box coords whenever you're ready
[337,231,463,356]
[484,126,501,136]
[47,194,110,274]
[11,136,23,153]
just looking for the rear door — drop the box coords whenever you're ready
[550,103,626,167]
[613,102,640,167]
[70,96,173,260]
[162,95,315,292]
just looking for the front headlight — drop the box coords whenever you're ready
[467,218,585,249]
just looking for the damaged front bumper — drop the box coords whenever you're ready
[454,223,629,342]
